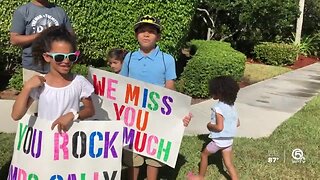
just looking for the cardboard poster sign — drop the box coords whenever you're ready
[8,115,123,180]
[88,67,191,167]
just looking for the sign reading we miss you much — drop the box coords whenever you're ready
[8,115,123,180]
[88,67,191,168]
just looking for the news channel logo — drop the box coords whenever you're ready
[267,148,306,163]
[291,148,305,163]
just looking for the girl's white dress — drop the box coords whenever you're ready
[30,75,94,121]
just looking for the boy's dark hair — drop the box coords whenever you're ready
[209,76,240,105]
[32,25,76,68]
[107,48,127,63]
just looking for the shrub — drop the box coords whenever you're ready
[99,66,113,73]
[191,0,299,56]
[0,0,198,68]
[71,63,89,77]
[295,35,320,56]
[254,42,299,66]
[178,40,246,98]
[288,33,320,56]
[303,0,320,36]
[313,32,320,56]
[0,0,24,73]
[71,63,115,76]
[8,67,23,91]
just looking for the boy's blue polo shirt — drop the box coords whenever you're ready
[120,46,176,87]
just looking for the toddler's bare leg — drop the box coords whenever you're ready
[221,147,238,180]
[199,148,212,177]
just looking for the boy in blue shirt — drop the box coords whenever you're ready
[120,15,191,180]
[120,15,176,89]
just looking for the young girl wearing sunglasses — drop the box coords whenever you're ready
[11,25,95,132]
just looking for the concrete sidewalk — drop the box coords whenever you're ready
[185,62,320,138]
[0,99,17,133]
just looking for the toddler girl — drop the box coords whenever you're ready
[189,76,240,180]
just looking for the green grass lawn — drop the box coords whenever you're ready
[162,95,320,179]
[242,63,292,84]
[0,133,15,180]
[2,95,320,179]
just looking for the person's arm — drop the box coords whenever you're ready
[51,75,96,133]
[164,54,177,89]
[10,8,39,47]
[11,75,45,120]
[50,97,95,133]
[119,53,130,76]
[207,113,224,132]
[237,118,240,127]
[182,112,193,127]
[10,32,39,47]
[164,54,176,89]
[78,97,95,120]
[11,87,34,121]
[165,80,175,90]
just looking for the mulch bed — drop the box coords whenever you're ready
[0,73,18,100]
[288,55,319,69]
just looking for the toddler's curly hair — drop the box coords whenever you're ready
[209,76,240,105]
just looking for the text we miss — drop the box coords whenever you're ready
[92,75,174,117]
[92,74,175,163]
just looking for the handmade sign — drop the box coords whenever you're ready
[88,67,191,168]
[8,115,123,180]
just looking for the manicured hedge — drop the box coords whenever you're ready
[0,1,24,73]
[8,67,23,91]
[177,40,246,98]
[254,42,299,66]
[0,0,198,71]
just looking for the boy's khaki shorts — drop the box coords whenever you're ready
[23,68,43,115]
[123,149,164,167]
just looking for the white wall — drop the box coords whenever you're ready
[0,100,17,133]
